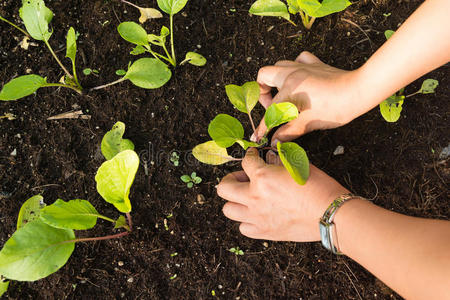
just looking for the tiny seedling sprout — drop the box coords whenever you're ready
[170,151,180,166]
[181,172,202,188]
[229,247,244,256]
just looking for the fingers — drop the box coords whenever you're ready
[270,118,306,146]
[222,202,250,223]
[241,148,266,179]
[239,223,263,239]
[232,170,250,182]
[266,150,282,165]
[216,172,249,205]
[257,65,297,90]
[295,51,322,64]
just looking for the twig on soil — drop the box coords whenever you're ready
[47,110,91,120]
[31,183,62,190]
[341,18,373,49]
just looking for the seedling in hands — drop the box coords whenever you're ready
[379,31,439,122]
[0,122,139,288]
[229,247,244,256]
[249,0,351,29]
[0,0,83,101]
[170,151,180,166]
[181,172,202,188]
[193,81,310,185]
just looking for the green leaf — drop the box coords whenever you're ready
[19,0,53,41]
[299,0,351,18]
[0,219,75,281]
[236,139,260,150]
[101,121,135,160]
[379,95,404,122]
[225,81,260,114]
[95,150,139,213]
[83,68,92,75]
[40,199,99,230]
[277,142,310,185]
[114,215,129,230]
[66,27,77,64]
[187,182,193,188]
[157,0,188,15]
[0,280,8,297]
[287,0,300,14]
[180,175,191,183]
[148,34,163,46]
[419,79,438,94]
[116,69,127,76]
[183,52,207,66]
[191,172,196,178]
[17,195,45,229]
[384,29,395,40]
[249,0,291,22]
[0,75,47,101]
[192,141,236,165]
[192,177,202,184]
[160,26,170,37]
[208,114,245,148]
[264,102,298,132]
[124,58,172,89]
[130,45,146,55]
[117,22,149,46]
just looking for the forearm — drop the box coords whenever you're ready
[334,199,450,299]
[352,0,450,115]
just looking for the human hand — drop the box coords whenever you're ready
[216,148,349,242]
[252,51,364,146]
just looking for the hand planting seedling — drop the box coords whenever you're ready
[379,31,439,122]
[0,122,138,290]
[228,247,244,256]
[0,0,83,101]
[249,0,351,29]
[170,151,180,166]
[192,82,310,185]
[181,172,202,188]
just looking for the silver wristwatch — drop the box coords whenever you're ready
[319,193,359,254]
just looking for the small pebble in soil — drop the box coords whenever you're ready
[439,143,450,159]
[10,149,17,156]
[333,146,345,156]
[118,261,124,266]
[218,284,223,289]
[263,242,269,248]
[197,194,206,204]
[127,277,134,283]
[246,57,252,62]
[197,44,201,49]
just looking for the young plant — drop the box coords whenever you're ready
[170,151,180,166]
[379,30,439,122]
[0,0,83,101]
[0,122,138,290]
[193,81,310,185]
[249,0,351,29]
[181,172,202,188]
[228,247,244,256]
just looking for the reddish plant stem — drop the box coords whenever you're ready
[126,213,133,231]
[64,231,129,244]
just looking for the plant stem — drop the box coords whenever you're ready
[90,77,126,91]
[405,90,421,98]
[44,39,73,79]
[247,112,256,133]
[126,213,133,231]
[169,14,176,65]
[0,16,30,37]
[98,215,116,223]
[65,231,129,244]
[306,17,316,30]
[121,0,141,10]
[42,83,82,94]
[146,48,173,64]
[71,59,82,90]
[161,42,176,66]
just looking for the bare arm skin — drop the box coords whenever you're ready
[217,150,450,299]
[252,0,450,145]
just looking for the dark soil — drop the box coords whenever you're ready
[1,0,449,299]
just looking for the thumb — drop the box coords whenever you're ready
[270,118,307,147]
[295,51,322,64]
[242,148,266,179]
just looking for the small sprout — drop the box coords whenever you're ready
[170,252,178,257]
[211,290,216,296]
[115,69,127,76]
[164,218,169,230]
[170,152,180,166]
[229,247,244,256]
[230,8,236,12]
[83,68,99,76]
[180,172,202,188]
[0,113,17,120]
[169,274,177,280]
[180,52,207,66]
[384,29,395,40]
[383,12,391,17]
[167,213,173,218]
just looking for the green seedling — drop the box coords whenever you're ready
[229,247,244,256]
[379,31,439,122]
[249,0,351,29]
[193,81,310,185]
[83,68,99,76]
[0,122,138,291]
[170,151,180,166]
[0,0,83,101]
[116,69,127,76]
[118,0,206,69]
[181,172,202,188]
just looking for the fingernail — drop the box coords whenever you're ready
[250,132,257,142]
[214,185,218,189]
[271,138,280,148]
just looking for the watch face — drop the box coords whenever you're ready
[319,221,331,251]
